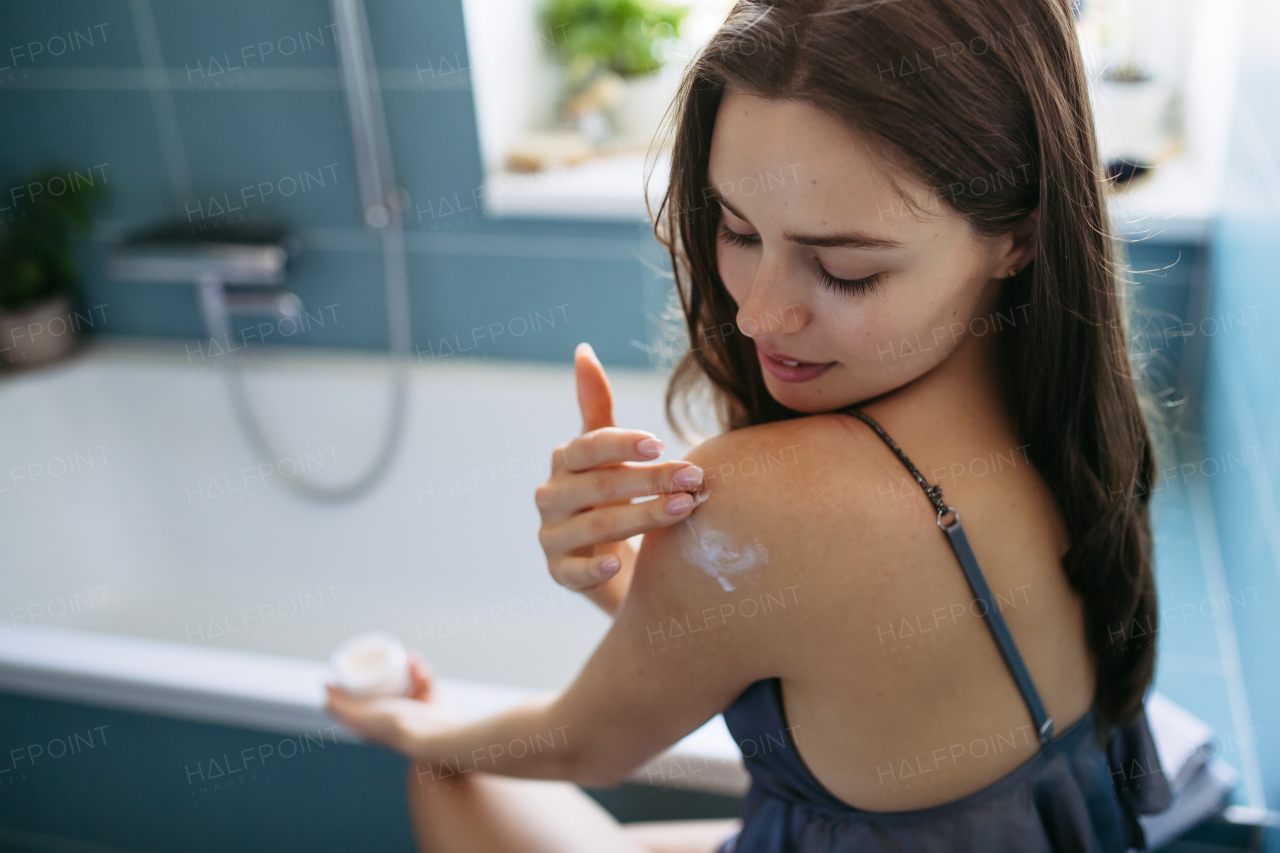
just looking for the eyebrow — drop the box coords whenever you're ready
[707,185,905,250]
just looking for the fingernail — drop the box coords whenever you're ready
[665,493,694,514]
[637,438,664,458]
[600,556,621,575]
[673,465,703,488]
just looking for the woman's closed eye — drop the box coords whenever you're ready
[717,221,759,249]
[816,268,882,296]
[717,222,882,296]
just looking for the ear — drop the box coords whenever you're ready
[1002,208,1039,272]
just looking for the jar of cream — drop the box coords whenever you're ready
[330,631,411,697]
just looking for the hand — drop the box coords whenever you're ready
[325,651,465,759]
[535,342,705,613]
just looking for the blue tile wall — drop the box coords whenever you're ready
[0,1,1208,371]
[1104,7,1280,845]
[0,0,664,366]
[1199,21,1280,834]
[1,2,138,68]
[0,691,418,851]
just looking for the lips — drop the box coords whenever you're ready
[755,342,835,383]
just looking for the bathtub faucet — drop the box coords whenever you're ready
[108,220,304,342]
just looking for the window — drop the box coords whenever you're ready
[460,0,733,219]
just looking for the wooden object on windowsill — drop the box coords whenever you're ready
[504,131,660,173]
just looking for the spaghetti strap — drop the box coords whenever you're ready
[840,407,1055,745]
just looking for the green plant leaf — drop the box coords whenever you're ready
[0,166,107,311]
[538,0,689,78]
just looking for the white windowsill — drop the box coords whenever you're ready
[465,0,1241,243]
[485,150,671,222]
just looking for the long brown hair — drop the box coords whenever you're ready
[647,0,1157,734]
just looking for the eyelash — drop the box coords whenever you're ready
[716,222,883,296]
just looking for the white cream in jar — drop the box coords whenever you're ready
[330,631,411,697]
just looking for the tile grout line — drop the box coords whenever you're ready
[1183,430,1266,810]
[1237,101,1280,208]
[0,66,469,91]
[127,0,192,205]
[1217,329,1280,592]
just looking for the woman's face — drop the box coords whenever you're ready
[706,87,1030,412]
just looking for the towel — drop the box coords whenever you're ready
[1137,691,1240,849]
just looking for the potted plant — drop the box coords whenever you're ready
[1092,63,1175,179]
[1076,0,1178,182]
[538,0,689,145]
[0,166,104,369]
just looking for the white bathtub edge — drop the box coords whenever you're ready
[0,625,748,796]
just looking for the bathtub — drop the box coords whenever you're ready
[0,336,712,687]
[0,337,746,851]
[1,338,1267,853]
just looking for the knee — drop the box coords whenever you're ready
[407,760,481,801]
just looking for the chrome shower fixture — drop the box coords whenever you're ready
[108,220,304,338]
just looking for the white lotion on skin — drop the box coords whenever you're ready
[330,631,411,697]
[677,487,767,591]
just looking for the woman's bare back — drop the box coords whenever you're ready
[678,396,1095,813]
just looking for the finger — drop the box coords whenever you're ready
[539,461,704,518]
[407,652,433,701]
[543,490,700,564]
[325,687,363,725]
[575,342,615,433]
[551,428,667,474]
[326,684,380,722]
[325,692,397,745]
[552,553,629,591]
[326,683,358,711]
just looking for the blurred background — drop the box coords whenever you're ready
[0,0,1276,850]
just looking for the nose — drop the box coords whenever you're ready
[735,253,807,339]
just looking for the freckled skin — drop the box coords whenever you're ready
[709,89,1015,411]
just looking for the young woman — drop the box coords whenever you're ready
[326,0,1171,850]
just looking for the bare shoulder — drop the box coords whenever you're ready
[620,420,819,672]
[629,415,923,673]
[681,418,814,498]
[550,417,886,782]
[678,413,933,548]
[680,412,892,504]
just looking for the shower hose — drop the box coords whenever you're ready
[206,0,410,504]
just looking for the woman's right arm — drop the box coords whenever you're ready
[331,428,780,787]
[536,343,705,616]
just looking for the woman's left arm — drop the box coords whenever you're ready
[327,436,783,787]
